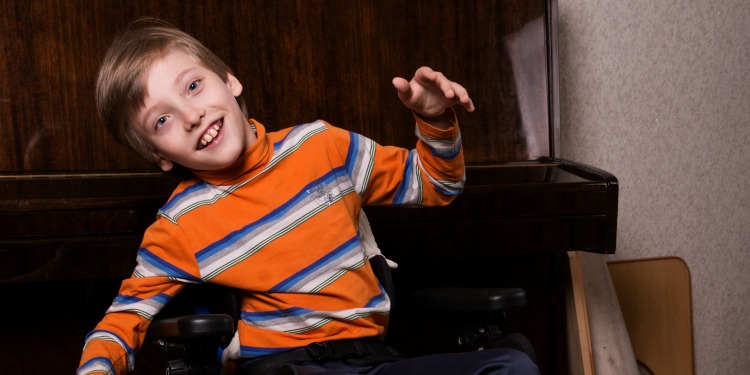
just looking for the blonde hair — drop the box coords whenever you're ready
[95,18,248,164]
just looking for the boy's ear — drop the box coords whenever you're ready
[156,155,174,172]
[226,73,243,96]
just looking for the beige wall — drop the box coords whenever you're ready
[558,0,750,373]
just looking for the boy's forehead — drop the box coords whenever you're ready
[150,51,198,77]
[129,52,179,105]
[142,52,199,97]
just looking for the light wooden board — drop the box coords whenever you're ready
[608,257,694,375]
[566,251,595,375]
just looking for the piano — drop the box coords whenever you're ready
[0,1,617,373]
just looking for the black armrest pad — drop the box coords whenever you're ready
[412,287,527,312]
[150,314,234,339]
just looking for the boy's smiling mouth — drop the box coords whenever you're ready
[198,119,224,150]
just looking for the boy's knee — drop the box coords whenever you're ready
[503,348,540,375]
[476,347,539,375]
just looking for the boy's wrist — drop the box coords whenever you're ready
[414,108,456,130]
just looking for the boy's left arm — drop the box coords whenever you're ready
[391,66,472,205]
[342,67,472,207]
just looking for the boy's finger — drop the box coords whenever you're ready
[391,77,412,97]
[416,67,445,91]
[451,82,468,97]
[442,81,457,99]
[416,66,437,80]
[430,72,458,99]
[461,96,476,112]
[448,82,474,111]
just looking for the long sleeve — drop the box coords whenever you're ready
[77,217,200,374]
[336,108,465,207]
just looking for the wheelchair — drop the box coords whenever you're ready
[146,255,535,375]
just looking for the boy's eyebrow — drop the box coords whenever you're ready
[139,66,200,128]
[140,103,156,129]
[140,100,161,129]
[174,67,200,88]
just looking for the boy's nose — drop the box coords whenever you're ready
[182,105,206,131]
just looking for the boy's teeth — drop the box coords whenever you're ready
[198,121,223,149]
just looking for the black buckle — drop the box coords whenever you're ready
[304,342,333,360]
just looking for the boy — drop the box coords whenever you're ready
[78,19,538,375]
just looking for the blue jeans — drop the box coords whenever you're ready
[271,347,540,375]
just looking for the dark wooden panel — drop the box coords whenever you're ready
[0,277,124,374]
[1,0,551,172]
[0,161,618,284]
[368,163,618,260]
[0,173,178,282]
[0,1,619,374]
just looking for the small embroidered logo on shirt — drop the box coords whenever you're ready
[307,183,335,205]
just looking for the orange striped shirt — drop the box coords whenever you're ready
[78,114,464,374]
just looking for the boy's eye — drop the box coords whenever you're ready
[188,80,200,92]
[155,116,168,128]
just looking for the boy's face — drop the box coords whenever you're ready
[133,50,256,172]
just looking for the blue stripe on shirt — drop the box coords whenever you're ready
[345,131,360,178]
[137,248,196,280]
[392,150,415,204]
[240,345,296,358]
[241,306,314,322]
[195,167,349,263]
[268,236,359,292]
[160,180,208,213]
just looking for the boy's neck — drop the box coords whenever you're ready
[192,120,268,186]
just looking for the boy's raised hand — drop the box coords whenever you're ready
[392,66,475,128]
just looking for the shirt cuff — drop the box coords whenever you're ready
[413,107,459,139]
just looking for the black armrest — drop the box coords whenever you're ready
[150,314,234,340]
[411,287,526,312]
